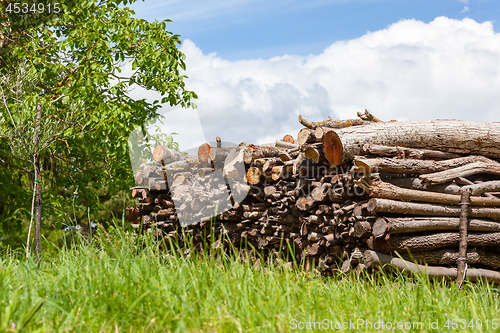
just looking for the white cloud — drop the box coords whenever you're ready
[458,0,469,4]
[140,17,500,148]
[461,6,469,13]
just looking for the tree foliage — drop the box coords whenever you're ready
[0,0,197,249]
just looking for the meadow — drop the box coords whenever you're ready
[1,223,500,332]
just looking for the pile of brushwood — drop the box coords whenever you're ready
[127,110,500,284]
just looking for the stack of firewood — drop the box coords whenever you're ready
[127,111,500,283]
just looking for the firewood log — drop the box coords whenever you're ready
[358,176,500,206]
[298,115,375,129]
[396,247,500,269]
[246,167,261,185]
[297,128,316,145]
[355,155,495,175]
[367,198,500,220]
[282,134,296,144]
[463,180,500,196]
[153,145,188,164]
[363,250,500,285]
[372,217,500,238]
[420,160,500,185]
[243,145,283,164]
[325,120,500,165]
[198,143,234,164]
[375,232,500,252]
[360,144,461,160]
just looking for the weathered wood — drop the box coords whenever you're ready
[297,128,316,145]
[223,148,244,179]
[313,127,334,141]
[463,180,500,196]
[329,120,500,165]
[353,221,372,238]
[284,153,305,175]
[380,174,462,194]
[420,160,500,185]
[243,145,283,164]
[358,176,500,206]
[303,145,321,163]
[246,167,261,185]
[367,198,500,220]
[396,248,500,269]
[457,188,471,289]
[363,250,500,285]
[357,110,382,122]
[271,165,285,181]
[361,144,461,160]
[372,217,500,238]
[131,188,150,200]
[282,134,295,144]
[298,115,374,129]
[355,155,493,175]
[153,145,188,164]
[275,140,300,149]
[377,232,500,252]
[322,130,344,166]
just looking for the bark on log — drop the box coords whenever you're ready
[361,144,461,160]
[328,120,500,165]
[372,217,500,238]
[396,248,500,269]
[363,250,500,285]
[298,115,373,129]
[153,145,188,164]
[355,155,494,175]
[463,181,500,196]
[275,141,300,149]
[198,144,234,164]
[359,176,500,206]
[367,198,500,220]
[243,146,283,164]
[457,188,471,289]
[377,232,500,252]
[420,160,500,185]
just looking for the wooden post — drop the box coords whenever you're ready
[457,188,471,290]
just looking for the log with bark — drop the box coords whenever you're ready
[364,250,500,285]
[328,120,500,165]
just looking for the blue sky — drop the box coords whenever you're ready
[125,0,500,152]
[129,0,498,59]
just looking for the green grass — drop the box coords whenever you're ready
[1,227,500,332]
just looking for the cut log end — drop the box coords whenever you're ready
[198,143,212,163]
[323,130,343,166]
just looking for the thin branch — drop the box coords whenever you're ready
[49,93,65,104]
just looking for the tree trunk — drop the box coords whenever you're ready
[327,120,500,165]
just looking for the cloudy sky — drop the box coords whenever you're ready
[127,0,500,152]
